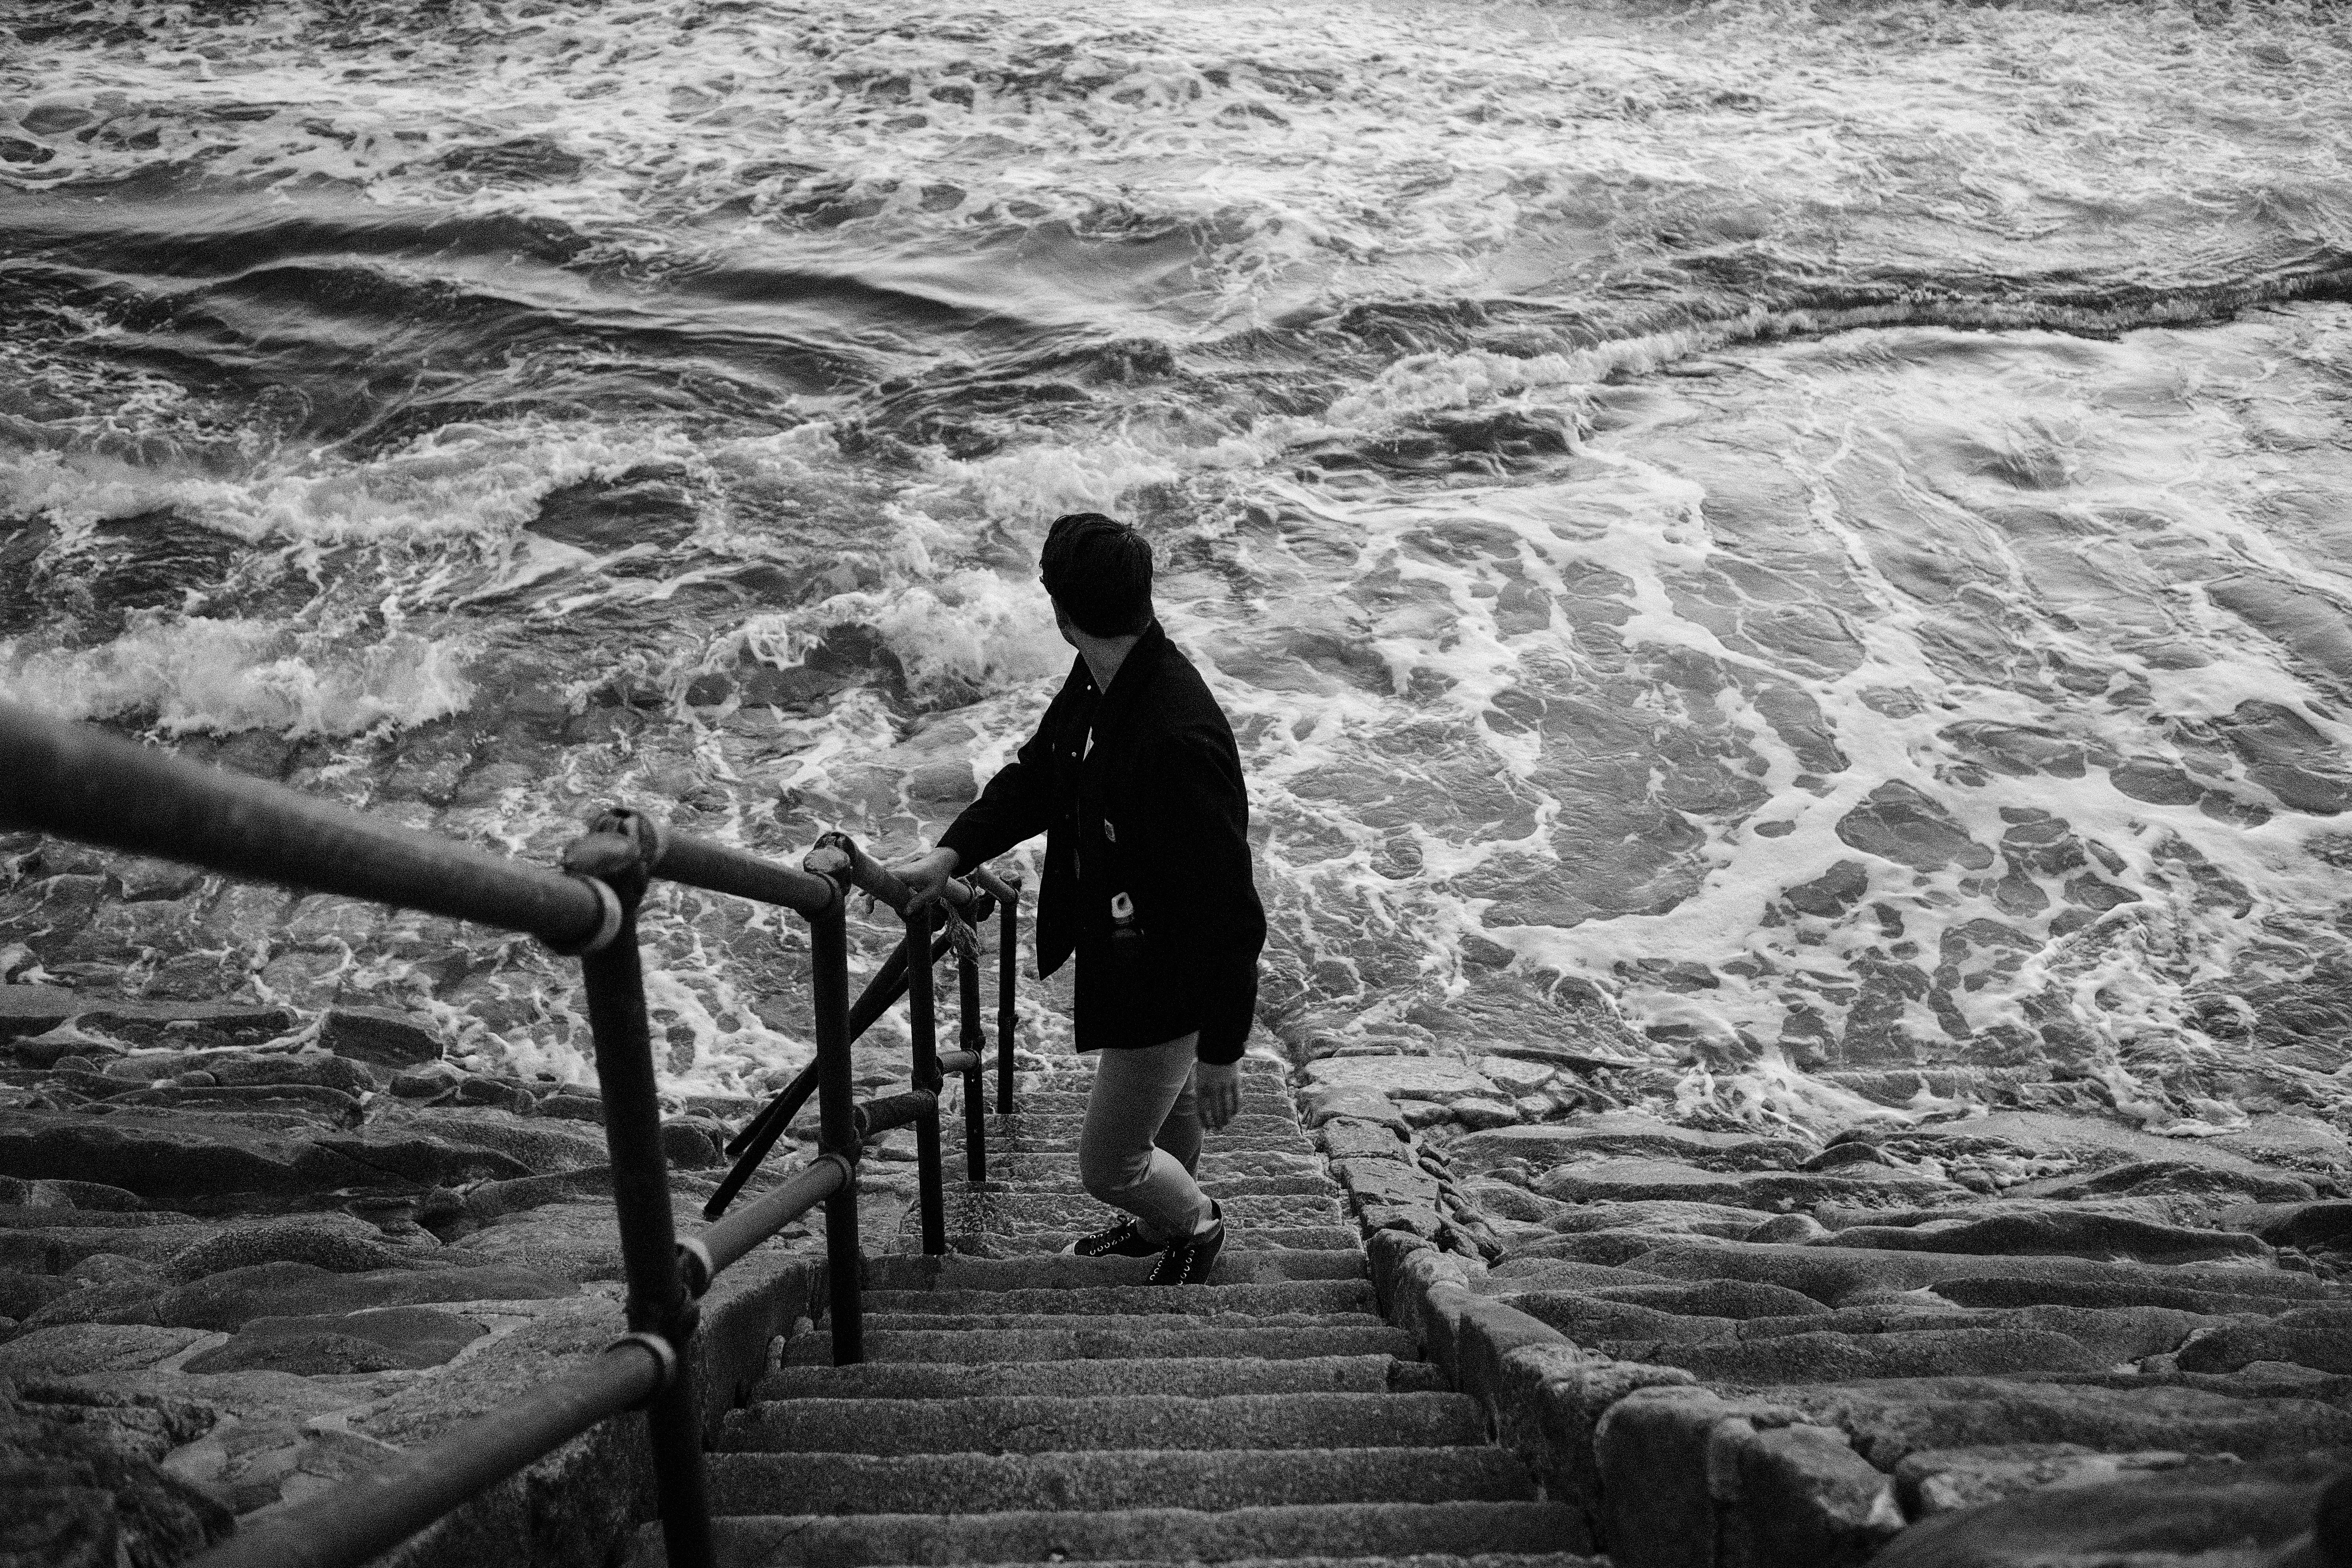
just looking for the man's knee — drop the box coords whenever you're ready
[1079,1139,1151,1200]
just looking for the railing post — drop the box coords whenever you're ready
[904,909,949,1254]
[958,948,987,1183]
[808,891,862,1366]
[563,819,716,1568]
[997,877,1020,1116]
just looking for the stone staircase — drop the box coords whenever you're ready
[637,1056,1593,1568]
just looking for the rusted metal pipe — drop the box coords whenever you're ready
[707,917,954,1221]
[691,1154,851,1286]
[958,949,987,1183]
[997,874,1021,1115]
[690,1083,933,1290]
[806,829,978,915]
[724,1059,816,1161]
[968,864,1021,905]
[802,877,863,1365]
[647,822,841,919]
[855,1089,938,1140]
[904,902,948,1256]
[182,1338,670,1568]
[848,922,955,1042]
[705,1060,819,1221]
[564,821,716,1568]
[0,701,608,949]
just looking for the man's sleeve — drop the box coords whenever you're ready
[1130,731,1264,1065]
[937,717,1057,870]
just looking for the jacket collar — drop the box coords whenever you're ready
[1079,619,1167,740]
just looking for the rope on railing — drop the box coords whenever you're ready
[0,701,1029,1568]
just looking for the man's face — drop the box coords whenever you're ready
[1053,601,1078,648]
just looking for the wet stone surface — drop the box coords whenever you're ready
[0,967,820,1553]
[1384,1083,2352,1567]
[9,821,2352,1568]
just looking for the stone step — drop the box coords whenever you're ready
[960,1107,1303,1130]
[706,1446,1532,1516]
[783,1325,1418,1366]
[640,1501,1584,1567]
[862,1251,1365,1292]
[1014,1058,1292,1085]
[829,1557,1594,1568]
[938,1194,1347,1233]
[755,1355,1437,1401]
[989,1174,1343,1200]
[978,1151,1329,1181]
[717,1392,1484,1455]
[860,1281,1377,1319]
[950,1113,1306,1143]
[995,1103,1301,1125]
[959,1132,1314,1156]
[947,1227,1365,1256]
[983,1100,1298,1123]
[859,1310,1386,1335]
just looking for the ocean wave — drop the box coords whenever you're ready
[0,615,476,737]
[5,0,2352,1117]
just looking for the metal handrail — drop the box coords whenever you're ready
[0,701,610,947]
[188,1336,671,1568]
[701,830,1025,1230]
[0,704,1030,1568]
[804,829,1020,1248]
[805,828,1025,1118]
[803,828,982,915]
[692,1154,850,1286]
[704,914,960,1221]
[203,1074,933,1568]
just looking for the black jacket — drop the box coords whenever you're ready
[938,621,1264,1064]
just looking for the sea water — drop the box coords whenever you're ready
[4,0,2350,1136]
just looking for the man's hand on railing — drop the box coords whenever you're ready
[890,846,961,912]
[1193,1060,1240,1131]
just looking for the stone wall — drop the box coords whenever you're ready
[1335,1086,2352,1568]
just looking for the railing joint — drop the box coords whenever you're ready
[604,1330,681,1406]
[636,812,671,872]
[544,875,625,956]
[675,1237,715,1299]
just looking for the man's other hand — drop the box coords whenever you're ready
[1194,1060,1241,1132]
[891,846,960,911]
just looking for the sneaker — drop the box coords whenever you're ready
[1145,1202,1224,1286]
[1061,1216,1164,1258]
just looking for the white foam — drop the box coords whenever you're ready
[8,0,2343,333]
[11,0,2352,1124]
[1,615,474,737]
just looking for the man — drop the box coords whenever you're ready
[893,512,1265,1286]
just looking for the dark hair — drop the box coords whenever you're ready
[1040,512,1153,637]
